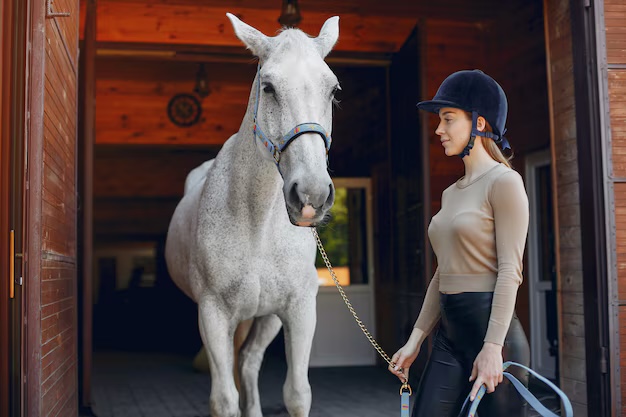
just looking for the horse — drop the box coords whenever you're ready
[165,13,340,417]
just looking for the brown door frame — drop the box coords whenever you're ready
[1,0,11,414]
[569,0,613,415]
[78,0,97,412]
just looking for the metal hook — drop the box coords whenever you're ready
[46,0,70,18]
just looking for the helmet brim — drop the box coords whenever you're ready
[416,99,468,114]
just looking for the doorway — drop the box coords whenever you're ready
[525,150,559,380]
[312,178,377,366]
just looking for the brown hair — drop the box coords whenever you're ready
[470,113,513,168]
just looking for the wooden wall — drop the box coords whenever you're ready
[605,0,626,414]
[38,0,80,415]
[80,0,512,58]
[96,59,255,146]
[94,147,216,240]
[544,0,588,415]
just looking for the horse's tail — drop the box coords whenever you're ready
[184,159,215,195]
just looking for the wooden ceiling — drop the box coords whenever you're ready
[80,0,518,56]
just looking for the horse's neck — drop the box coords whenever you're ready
[217,112,285,223]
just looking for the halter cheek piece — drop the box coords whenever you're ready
[458,111,511,158]
[252,63,332,165]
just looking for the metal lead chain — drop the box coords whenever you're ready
[312,228,395,367]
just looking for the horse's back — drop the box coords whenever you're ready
[184,159,214,195]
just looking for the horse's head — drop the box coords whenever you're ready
[227,13,339,227]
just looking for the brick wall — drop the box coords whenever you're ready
[544,0,588,415]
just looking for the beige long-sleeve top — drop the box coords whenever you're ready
[414,163,529,346]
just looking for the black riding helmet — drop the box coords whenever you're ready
[416,70,510,158]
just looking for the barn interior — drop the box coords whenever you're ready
[79,0,555,414]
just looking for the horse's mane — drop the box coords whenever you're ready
[272,28,315,57]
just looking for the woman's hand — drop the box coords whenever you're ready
[388,328,424,383]
[469,342,504,401]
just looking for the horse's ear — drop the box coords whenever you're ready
[226,13,271,59]
[315,16,339,58]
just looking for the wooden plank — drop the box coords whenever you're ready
[616,183,626,300]
[93,197,181,237]
[83,1,417,53]
[620,305,626,415]
[94,59,256,145]
[39,0,80,414]
[94,58,388,149]
[605,8,626,65]
[610,71,626,177]
[94,148,216,198]
[79,0,507,45]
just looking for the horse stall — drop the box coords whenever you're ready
[78,0,554,415]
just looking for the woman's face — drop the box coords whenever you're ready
[435,107,472,156]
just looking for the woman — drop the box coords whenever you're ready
[389,70,531,417]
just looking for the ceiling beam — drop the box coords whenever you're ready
[81,1,418,53]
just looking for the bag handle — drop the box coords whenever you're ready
[462,361,573,417]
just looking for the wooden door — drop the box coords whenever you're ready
[1,0,28,415]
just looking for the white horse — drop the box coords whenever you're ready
[165,13,340,417]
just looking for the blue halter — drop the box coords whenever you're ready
[252,63,332,165]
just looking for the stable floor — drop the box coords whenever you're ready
[90,351,561,417]
[90,351,402,417]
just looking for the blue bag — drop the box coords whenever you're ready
[461,361,573,417]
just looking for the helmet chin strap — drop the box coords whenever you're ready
[457,111,511,158]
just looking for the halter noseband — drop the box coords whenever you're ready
[252,63,332,165]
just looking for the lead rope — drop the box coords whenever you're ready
[312,228,412,415]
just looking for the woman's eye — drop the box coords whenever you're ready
[263,84,275,94]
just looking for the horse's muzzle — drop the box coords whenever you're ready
[285,182,334,227]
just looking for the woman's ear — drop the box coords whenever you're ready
[476,116,487,132]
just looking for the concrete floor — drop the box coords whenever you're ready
[90,350,404,417]
[90,350,562,417]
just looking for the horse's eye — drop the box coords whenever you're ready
[332,84,342,96]
[263,84,276,94]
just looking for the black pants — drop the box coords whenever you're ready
[412,292,530,417]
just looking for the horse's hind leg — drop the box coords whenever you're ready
[198,298,240,417]
[239,315,283,417]
[281,298,316,417]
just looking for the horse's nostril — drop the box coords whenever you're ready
[325,184,335,208]
[289,182,300,207]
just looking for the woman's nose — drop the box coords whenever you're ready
[435,121,445,136]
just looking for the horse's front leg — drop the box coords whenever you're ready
[239,314,283,417]
[281,297,316,417]
[198,298,240,417]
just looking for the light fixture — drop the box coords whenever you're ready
[278,0,301,28]
[193,63,211,98]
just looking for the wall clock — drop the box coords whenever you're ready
[167,93,202,127]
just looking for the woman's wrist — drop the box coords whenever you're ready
[410,327,426,346]
[482,341,503,352]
